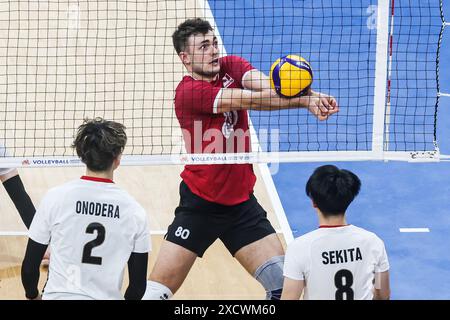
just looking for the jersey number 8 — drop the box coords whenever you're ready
[334,269,354,300]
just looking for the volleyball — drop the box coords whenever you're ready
[270,55,313,98]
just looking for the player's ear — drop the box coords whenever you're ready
[311,200,318,208]
[179,51,191,65]
[113,154,122,170]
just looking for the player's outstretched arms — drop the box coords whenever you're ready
[306,89,339,121]
[217,88,338,121]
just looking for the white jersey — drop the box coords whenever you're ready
[284,225,389,300]
[29,176,151,300]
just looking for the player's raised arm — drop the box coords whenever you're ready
[216,87,338,121]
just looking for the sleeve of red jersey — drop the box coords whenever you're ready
[220,55,256,87]
[175,79,222,115]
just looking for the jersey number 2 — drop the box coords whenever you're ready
[82,222,105,265]
[334,269,354,300]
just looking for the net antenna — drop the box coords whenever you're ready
[437,0,450,161]
[0,0,446,167]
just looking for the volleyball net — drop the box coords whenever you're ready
[0,0,447,167]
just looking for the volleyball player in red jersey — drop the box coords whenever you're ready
[143,18,339,300]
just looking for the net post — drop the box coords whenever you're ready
[372,0,390,159]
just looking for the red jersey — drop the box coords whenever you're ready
[174,55,257,205]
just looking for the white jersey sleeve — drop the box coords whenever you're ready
[132,206,151,254]
[28,191,55,245]
[283,239,308,281]
[374,237,390,273]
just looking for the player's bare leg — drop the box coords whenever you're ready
[234,233,285,299]
[235,233,283,274]
[143,240,197,299]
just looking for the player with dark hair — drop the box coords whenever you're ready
[282,165,390,300]
[144,18,339,300]
[21,118,150,300]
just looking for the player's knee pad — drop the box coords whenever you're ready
[142,280,173,300]
[253,255,285,300]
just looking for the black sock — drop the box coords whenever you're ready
[270,288,283,300]
[3,175,36,229]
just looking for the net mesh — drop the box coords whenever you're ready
[387,0,441,151]
[0,0,442,163]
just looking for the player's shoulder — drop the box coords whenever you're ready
[178,75,195,85]
[220,55,248,64]
[114,188,147,218]
[112,186,139,205]
[291,225,380,242]
[290,229,323,248]
[347,225,385,244]
[44,178,81,197]
[175,75,211,94]
[348,224,379,237]
[37,179,82,208]
[219,55,253,69]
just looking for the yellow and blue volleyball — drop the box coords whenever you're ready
[270,55,313,98]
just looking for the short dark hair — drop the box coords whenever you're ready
[172,18,213,54]
[72,117,127,172]
[305,165,361,216]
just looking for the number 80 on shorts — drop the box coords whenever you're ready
[175,226,190,240]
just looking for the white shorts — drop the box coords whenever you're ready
[0,143,16,176]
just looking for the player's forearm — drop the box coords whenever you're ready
[217,88,310,113]
[250,90,312,111]
[125,252,148,300]
[373,287,390,300]
[280,278,304,300]
[125,283,146,300]
[21,268,40,299]
[373,271,390,300]
[21,239,47,299]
